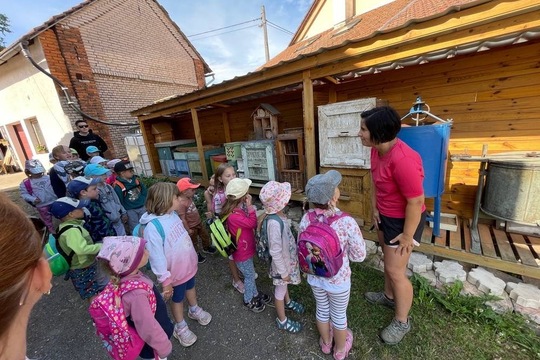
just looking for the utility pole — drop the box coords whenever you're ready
[261,5,270,62]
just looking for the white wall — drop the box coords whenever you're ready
[0,39,73,168]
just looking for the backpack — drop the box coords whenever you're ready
[297,211,347,278]
[208,214,239,258]
[89,280,157,360]
[114,179,141,198]
[256,214,284,263]
[43,225,83,276]
[132,218,165,244]
[22,179,35,206]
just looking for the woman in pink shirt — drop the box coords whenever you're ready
[359,106,426,345]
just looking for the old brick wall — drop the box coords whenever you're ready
[41,0,208,157]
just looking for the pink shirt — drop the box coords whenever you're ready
[121,272,172,358]
[226,206,257,262]
[370,139,426,218]
[212,189,227,215]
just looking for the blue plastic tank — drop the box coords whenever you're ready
[397,122,451,236]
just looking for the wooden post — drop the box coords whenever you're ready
[302,71,316,179]
[139,119,160,176]
[191,108,208,181]
[328,86,337,103]
[222,112,231,143]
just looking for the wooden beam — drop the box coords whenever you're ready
[324,76,339,85]
[328,87,337,103]
[222,112,231,143]
[302,71,316,180]
[132,0,540,118]
[190,108,208,181]
[210,103,230,108]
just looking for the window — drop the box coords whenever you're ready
[25,118,48,153]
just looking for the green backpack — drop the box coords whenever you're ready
[208,214,240,257]
[44,225,83,276]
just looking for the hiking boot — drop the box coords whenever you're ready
[333,328,353,360]
[202,246,217,255]
[174,324,197,347]
[197,252,206,264]
[188,307,212,326]
[257,292,272,306]
[364,291,395,309]
[244,297,266,313]
[232,280,245,294]
[380,317,411,345]
[276,317,302,333]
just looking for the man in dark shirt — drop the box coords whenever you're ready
[69,120,109,161]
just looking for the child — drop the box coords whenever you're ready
[49,152,57,165]
[89,156,108,166]
[85,164,128,236]
[67,176,116,242]
[19,159,57,234]
[105,158,122,185]
[113,160,147,234]
[300,170,366,360]
[176,177,216,264]
[70,148,80,160]
[96,236,174,360]
[49,197,106,300]
[259,181,304,333]
[140,182,212,348]
[212,163,244,293]
[222,178,271,313]
[49,144,72,198]
[86,145,100,160]
[203,174,215,220]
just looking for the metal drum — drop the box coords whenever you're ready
[482,153,540,225]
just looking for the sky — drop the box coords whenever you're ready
[0,0,313,83]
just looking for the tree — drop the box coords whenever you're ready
[0,14,11,51]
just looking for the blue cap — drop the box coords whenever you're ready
[86,145,99,154]
[50,197,90,219]
[84,163,110,177]
[67,176,101,198]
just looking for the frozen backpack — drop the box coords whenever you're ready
[89,280,157,360]
[297,211,346,278]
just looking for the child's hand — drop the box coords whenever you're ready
[162,285,173,301]
[121,214,128,223]
[282,275,291,282]
[245,194,252,206]
[205,211,213,219]
[33,198,42,204]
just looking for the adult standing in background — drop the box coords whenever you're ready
[359,106,427,345]
[69,120,109,161]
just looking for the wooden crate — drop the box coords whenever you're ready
[280,171,305,192]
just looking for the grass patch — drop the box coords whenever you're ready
[282,262,540,360]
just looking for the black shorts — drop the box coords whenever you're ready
[379,211,427,246]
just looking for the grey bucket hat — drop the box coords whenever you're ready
[305,170,342,205]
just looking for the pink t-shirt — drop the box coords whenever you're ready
[370,139,426,218]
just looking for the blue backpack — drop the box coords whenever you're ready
[256,214,284,263]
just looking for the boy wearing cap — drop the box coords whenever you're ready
[86,145,100,160]
[105,159,122,185]
[113,160,147,234]
[50,197,106,300]
[85,164,128,236]
[68,176,116,243]
[176,178,216,264]
[19,159,57,233]
[89,156,108,166]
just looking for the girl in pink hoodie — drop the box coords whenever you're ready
[139,182,212,348]
[222,178,271,313]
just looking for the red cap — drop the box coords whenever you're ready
[177,177,201,192]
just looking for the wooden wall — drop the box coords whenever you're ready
[334,39,540,219]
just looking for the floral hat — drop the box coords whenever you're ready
[97,236,147,276]
[259,181,291,214]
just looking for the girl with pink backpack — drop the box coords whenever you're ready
[299,170,366,360]
[91,236,174,360]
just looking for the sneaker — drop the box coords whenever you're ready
[333,328,353,360]
[380,317,411,345]
[257,292,272,305]
[197,252,206,264]
[202,246,217,255]
[276,317,302,333]
[244,297,266,313]
[232,280,245,294]
[173,324,197,347]
[188,307,212,326]
[364,291,395,309]
[319,327,333,355]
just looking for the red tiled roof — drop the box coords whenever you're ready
[262,0,488,69]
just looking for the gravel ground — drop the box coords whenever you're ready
[1,178,325,360]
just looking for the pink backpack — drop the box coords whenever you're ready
[89,280,157,360]
[298,211,346,278]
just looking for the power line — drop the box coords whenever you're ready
[188,18,260,37]
[189,24,260,41]
[266,20,294,35]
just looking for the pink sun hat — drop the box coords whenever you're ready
[259,181,291,214]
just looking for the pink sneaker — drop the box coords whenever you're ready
[319,327,333,354]
[188,307,212,326]
[232,280,245,294]
[173,324,197,347]
[333,328,353,360]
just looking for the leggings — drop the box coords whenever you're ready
[274,284,288,301]
[311,285,351,330]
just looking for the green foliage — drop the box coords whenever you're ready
[0,14,11,50]
[139,176,173,189]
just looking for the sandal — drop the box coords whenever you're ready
[232,280,245,294]
[276,317,302,333]
[333,328,353,360]
[285,299,305,314]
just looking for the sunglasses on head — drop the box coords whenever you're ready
[78,125,89,128]
[29,216,49,250]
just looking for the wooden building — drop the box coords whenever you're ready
[132,0,540,278]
